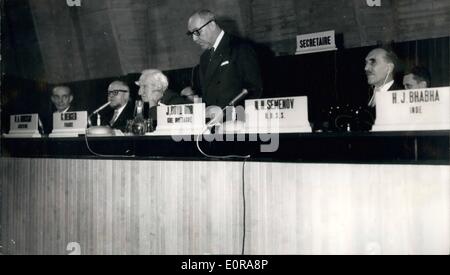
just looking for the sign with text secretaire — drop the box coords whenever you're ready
[4,114,42,138]
[147,103,206,136]
[295,30,337,55]
[245,96,312,133]
[372,87,450,131]
[49,111,88,138]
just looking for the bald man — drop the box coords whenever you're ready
[365,47,403,108]
[185,9,263,109]
[100,80,135,132]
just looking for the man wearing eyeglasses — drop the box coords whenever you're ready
[185,10,263,109]
[100,80,135,132]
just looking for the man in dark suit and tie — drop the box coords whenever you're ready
[185,10,263,110]
[100,80,135,132]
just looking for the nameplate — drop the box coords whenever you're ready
[4,114,41,138]
[49,111,88,138]
[295,30,337,55]
[148,103,206,136]
[245,96,312,133]
[372,87,450,131]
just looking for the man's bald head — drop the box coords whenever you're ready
[187,10,222,50]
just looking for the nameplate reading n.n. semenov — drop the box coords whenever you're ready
[245,96,312,134]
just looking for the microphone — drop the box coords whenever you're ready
[228,89,249,106]
[91,101,111,115]
[207,89,250,129]
[88,101,110,127]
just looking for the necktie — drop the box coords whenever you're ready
[368,87,380,108]
[208,47,215,62]
[110,109,119,126]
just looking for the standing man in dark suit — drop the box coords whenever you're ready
[185,10,263,109]
[100,80,134,132]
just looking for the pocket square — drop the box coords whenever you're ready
[220,61,230,66]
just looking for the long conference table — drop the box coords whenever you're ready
[1,131,449,255]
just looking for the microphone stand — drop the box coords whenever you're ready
[86,102,113,136]
[88,101,111,127]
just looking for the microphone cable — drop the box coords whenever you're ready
[195,108,251,255]
[83,130,136,158]
[84,101,136,158]
[241,158,248,255]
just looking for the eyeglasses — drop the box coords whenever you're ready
[108,90,128,96]
[186,19,214,37]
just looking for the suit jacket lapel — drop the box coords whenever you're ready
[203,33,230,87]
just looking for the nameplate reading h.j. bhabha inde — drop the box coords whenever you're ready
[372,87,450,131]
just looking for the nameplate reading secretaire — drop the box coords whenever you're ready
[372,87,450,131]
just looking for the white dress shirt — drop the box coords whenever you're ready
[368,80,394,107]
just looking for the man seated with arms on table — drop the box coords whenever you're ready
[40,85,76,134]
[136,69,191,121]
[365,47,403,108]
[99,80,134,132]
[403,65,431,90]
[184,10,263,111]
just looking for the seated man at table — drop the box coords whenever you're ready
[136,69,190,121]
[365,47,403,108]
[100,80,135,132]
[403,65,431,90]
[40,85,76,134]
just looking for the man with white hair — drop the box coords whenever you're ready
[136,69,190,120]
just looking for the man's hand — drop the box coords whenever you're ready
[181,87,200,103]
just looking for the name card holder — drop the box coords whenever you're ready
[4,114,42,138]
[372,87,450,131]
[49,111,88,138]
[245,96,312,134]
[146,103,206,136]
[295,30,337,55]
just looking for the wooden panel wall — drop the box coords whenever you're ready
[1,158,449,255]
